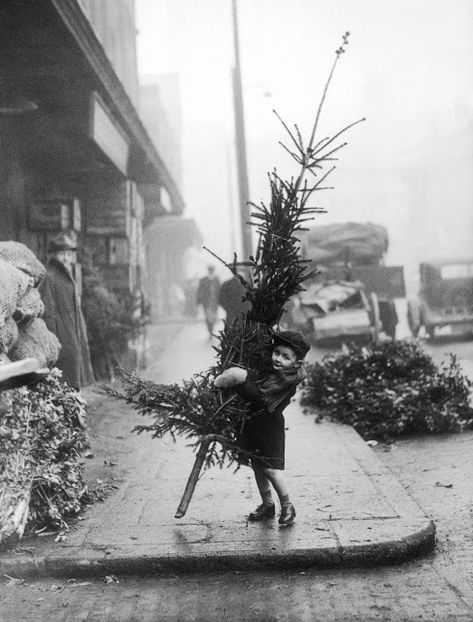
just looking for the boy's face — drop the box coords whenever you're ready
[272,344,300,370]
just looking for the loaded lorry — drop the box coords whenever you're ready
[287,222,405,344]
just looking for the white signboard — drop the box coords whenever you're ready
[90,92,130,176]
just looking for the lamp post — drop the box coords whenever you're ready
[231,0,252,260]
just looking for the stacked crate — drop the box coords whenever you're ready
[86,179,145,294]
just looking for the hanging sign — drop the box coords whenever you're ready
[90,92,130,176]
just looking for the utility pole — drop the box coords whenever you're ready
[231,0,252,260]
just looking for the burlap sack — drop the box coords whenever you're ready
[0,258,33,327]
[14,288,44,324]
[0,318,19,353]
[10,318,60,366]
[0,241,46,286]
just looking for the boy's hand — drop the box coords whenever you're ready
[214,367,248,389]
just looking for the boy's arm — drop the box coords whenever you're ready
[214,367,267,409]
[233,378,266,409]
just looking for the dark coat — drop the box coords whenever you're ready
[196,275,220,311]
[39,257,94,390]
[218,276,251,324]
[235,367,305,470]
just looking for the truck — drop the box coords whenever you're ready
[407,259,473,339]
[287,222,405,345]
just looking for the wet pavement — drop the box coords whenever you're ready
[0,320,434,578]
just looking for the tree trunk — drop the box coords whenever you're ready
[174,438,211,518]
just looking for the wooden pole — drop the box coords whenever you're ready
[174,439,211,518]
[231,0,252,260]
[174,434,232,518]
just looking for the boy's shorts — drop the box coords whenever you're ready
[238,411,285,470]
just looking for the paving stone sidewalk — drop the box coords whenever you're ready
[0,321,435,578]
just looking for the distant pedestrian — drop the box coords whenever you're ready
[214,329,310,527]
[196,265,220,337]
[378,298,398,340]
[219,269,251,325]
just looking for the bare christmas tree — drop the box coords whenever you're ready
[107,33,363,517]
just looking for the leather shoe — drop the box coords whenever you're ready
[248,503,275,522]
[279,504,296,527]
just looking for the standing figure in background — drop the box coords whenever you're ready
[40,233,94,390]
[196,265,220,337]
[219,268,251,326]
[378,298,398,340]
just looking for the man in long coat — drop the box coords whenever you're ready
[39,233,94,390]
[196,265,220,337]
[219,270,251,326]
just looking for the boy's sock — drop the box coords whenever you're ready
[261,489,274,506]
[280,493,292,508]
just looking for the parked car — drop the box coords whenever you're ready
[407,259,473,338]
[287,222,404,344]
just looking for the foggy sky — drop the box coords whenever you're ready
[136,0,473,286]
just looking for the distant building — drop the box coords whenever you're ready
[144,216,203,320]
[140,74,183,187]
[139,74,206,319]
[76,0,140,105]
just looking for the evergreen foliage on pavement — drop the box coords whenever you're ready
[302,340,473,441]
[0,370,87,546]
[81,250,150,381]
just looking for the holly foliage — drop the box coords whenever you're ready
[301,340,473,441]
[0,369,87,543]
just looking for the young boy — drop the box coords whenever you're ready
[214,330,310,527]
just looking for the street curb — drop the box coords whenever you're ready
[0,520,435,579]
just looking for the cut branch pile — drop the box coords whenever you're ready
[301,340,473,441]
[0,370,87,548]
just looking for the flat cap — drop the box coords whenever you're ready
[272,330,310,357]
